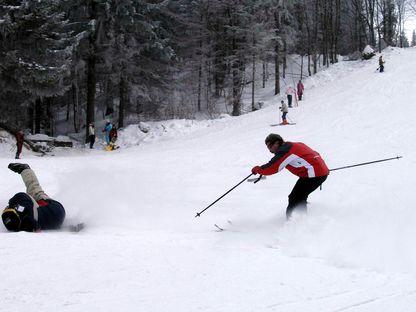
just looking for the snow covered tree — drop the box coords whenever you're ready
[411,30,416,46]
[104,0,175,126]
[0,0,79,134]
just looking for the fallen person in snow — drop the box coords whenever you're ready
[1,163,66,232]
[251,134,329,219]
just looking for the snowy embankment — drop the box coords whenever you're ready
[1,47,416,312]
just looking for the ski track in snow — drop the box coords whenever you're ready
[1,47,416,311]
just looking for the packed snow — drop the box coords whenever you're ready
[1,47,416,312]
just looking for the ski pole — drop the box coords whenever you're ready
[329,156,402,172]
[195,173,253,218]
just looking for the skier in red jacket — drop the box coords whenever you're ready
[251,134,329,218]
[297,80,304,101]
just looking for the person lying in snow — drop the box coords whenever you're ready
[1,163,65,232]
[251,134,329,219]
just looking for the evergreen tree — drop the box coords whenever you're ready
[411,30,416,46]
[0,0,79,133]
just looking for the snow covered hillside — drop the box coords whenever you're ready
[1,47,416,312]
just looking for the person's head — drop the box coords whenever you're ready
[2,193,37,232]
[265,133,284,153]
[1,207,21,231]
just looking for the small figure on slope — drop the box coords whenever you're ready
[15,130,24,159]
[103,121,112,146]
[297,80,304,101]
[88,122,96,149]
[379,55,385,73]
[251,134,329,219]
[1,163,66,232]
[106,124,118,151]
[279,100,289,125]
[285,86,295,108]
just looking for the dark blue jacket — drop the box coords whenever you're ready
[8,192,65,231]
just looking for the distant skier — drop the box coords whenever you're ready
[297,80,304,101]
[106,124,118,151]
[251,134,329,219]
[285,86,295,108]
[15,130,24,159]
[103,121,112,146]
[279,100,289,125]
[88,122,96,149]
[1,163,66,232]
[379,55,385,73]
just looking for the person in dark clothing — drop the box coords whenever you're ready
[109,124,117,143]
[15,130,24,159]
[106,124,118,151]
[379,56,385,73]
[88,122,96,149]
[251,134,329,219]
[1,163,65,232]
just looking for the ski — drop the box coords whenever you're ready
[67,223,85,233]
[214,224,224,231]
[270,123,296,127]
[214,220,234,232]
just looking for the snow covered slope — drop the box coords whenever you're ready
[1,47,416,312]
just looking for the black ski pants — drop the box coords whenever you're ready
[286,175,328,219]
[287,94,293,107]
[89,135,95,149]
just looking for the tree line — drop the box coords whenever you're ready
[0,0,409,140]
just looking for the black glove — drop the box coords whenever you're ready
[8,163,30,174]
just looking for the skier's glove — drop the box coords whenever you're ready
[8,163,30,174]
[251,166,261,175]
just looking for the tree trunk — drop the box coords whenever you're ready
[251,52,256,111]
[118,75,127,128]
[274,12,281,95]
[86,0,98,141]
[45,97,53,136]
[66,94,70,121]
[282,39,286,79]
[72,82,79,133]
[251,34,256,111]
[300,55,304,79]
[34,98,42,134]
[86,54,96,140]
[197,61,202,112]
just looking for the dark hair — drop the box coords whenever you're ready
[265,134,284,146]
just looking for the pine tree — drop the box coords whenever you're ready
[411,30,416,46]
[0,0,79,133]
[105,0,175,126]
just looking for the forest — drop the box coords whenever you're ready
[0,0,413,141]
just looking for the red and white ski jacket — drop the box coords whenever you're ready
[257,142,329,178]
